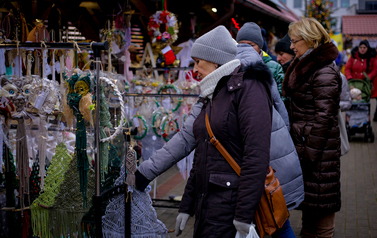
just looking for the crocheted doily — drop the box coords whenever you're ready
[102,165,168,238]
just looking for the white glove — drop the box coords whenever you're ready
[175,213,190,236]
[233,220,252,235]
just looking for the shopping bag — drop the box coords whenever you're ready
[235,224,260,238]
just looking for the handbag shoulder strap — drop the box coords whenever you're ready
[205,112,241,176]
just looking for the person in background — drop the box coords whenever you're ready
[339,48,349,73]
[275,33,295,73]
[261,28,278,62]
[283,18,341,238]
[345,40,377,121]
[237,22,285,99]
[331,39,352,113]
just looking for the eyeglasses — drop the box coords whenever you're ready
[290,39,304,45]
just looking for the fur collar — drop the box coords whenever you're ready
[282,42,339,97]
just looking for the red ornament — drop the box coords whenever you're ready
[160,11,170,23]
[156,35,162,41]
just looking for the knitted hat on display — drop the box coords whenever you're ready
[275,34,295,56]
[236,22,264,49]
[191,25,237,65]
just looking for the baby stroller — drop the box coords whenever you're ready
[346,78,375,142]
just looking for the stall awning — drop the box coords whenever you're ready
[342,15,377,35]
[236,0,300,23]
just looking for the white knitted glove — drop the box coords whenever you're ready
[233,220,252,235]
[175,213,190,236]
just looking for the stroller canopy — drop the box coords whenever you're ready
[348,78,372,102]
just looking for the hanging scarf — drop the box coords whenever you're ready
[99,85,112,184]
[37,116,48,190]
[66,72,92,206]
[67,92,89,206]
[16,118,30,210]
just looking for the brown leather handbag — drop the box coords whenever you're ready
[205,113,289,237]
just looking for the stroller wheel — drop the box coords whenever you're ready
[346,126,351,142]
[371,131,375,143]
[364,134,369,142]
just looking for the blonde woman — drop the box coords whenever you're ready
[282,18,341,238]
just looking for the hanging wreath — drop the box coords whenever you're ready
[147,10,179,45]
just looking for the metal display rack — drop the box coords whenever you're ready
[0,41,135,238]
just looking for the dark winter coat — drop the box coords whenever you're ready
[179,62,273,237]
[282,42,342,214]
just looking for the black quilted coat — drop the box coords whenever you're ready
[282,42,342,214]
[178,62,273,238]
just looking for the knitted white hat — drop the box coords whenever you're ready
[350,88,361,100]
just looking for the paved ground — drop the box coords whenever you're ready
[151,99,377,238]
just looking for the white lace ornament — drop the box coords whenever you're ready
[102,165,169,238]
[99,76,126,143]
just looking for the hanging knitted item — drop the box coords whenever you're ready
[102,144,121,191]
[28,77,59,190]
[31,143,72,238]
[66,71,92,206]
[125,145,137,190]
[102,144,168,237]
[29,161,41,203]
[16,117,30,209]
[99,85,112,184]
[0,76,33,210]
[3,143,18,204]
[81,143,121,235]
[49,154,95,238]
[102,163,169,238]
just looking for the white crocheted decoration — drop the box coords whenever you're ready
[102,165,169,238]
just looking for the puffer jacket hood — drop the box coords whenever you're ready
[236,44,289,129]
[236,44,289,127]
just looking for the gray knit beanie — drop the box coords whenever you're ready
[236,22,264,49]
[191,25,237,65]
